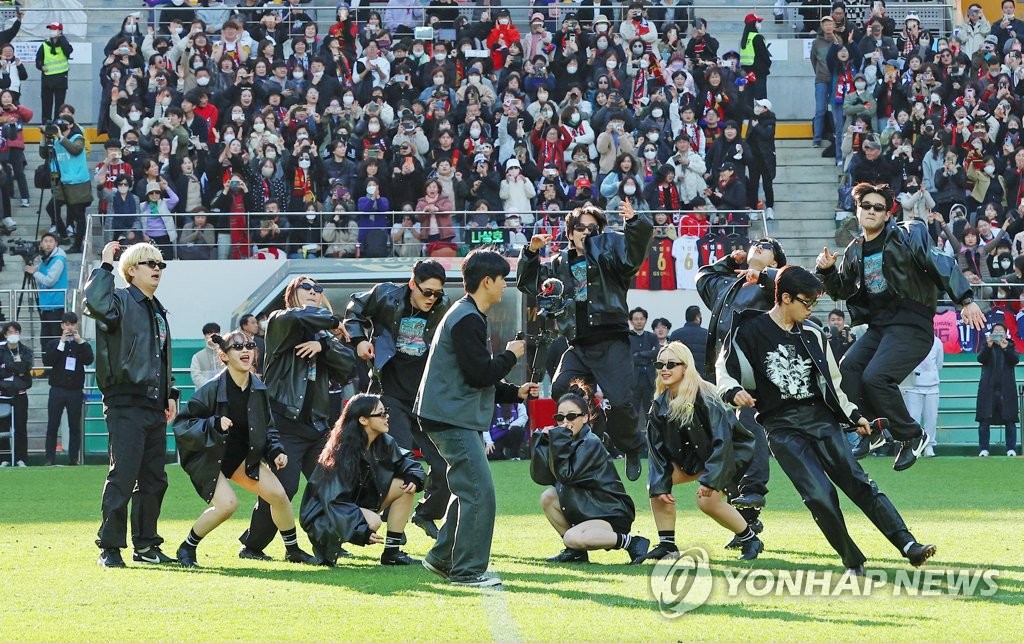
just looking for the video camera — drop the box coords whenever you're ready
[536,277,571,319]
[41,118,66,140]
[7,238,38,264]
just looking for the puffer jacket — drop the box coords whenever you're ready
[83,266,179,403]
[817,218,974,326]
[344,282,450,372]
[696,255,778,378]
[517,214,653,342]
[530,424,635,528]
[646,391,754,496]
[300,435,425,564]
[264,306,355,432]
[172,372,285,502]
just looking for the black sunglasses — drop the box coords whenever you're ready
[553,411,586,422]
[793,295,818,309]
[226,342,258,351]
[573,223,600,234]
[138,260,167,270]
[753,240,775,251]
[368,408,390,418]
[653,360,685,370]
[859,202,888,213]
[298,282,325,293]
[416,283,444,299]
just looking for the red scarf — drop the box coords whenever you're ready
[657,183,680,210]
[293,167,311,197]
[704,89,728,121]
[834,69,854,104]
[632,67,647,108]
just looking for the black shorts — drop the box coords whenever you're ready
[582,516,633,535]
[220,438,248,477]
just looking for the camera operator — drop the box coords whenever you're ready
[34,22,72,122]
[42,312,93,466]
[24,232,67,345]
[827,308,856,359]
[518,201,654,482]
[49,115,92,254]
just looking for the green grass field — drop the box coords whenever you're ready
[1,456,1021,641]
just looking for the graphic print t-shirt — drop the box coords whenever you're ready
[381,306,431,401]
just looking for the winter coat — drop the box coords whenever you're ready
[746,111,777,179]
[976,340,1019,423]
[499,176,537,221]
[667,150,708,204]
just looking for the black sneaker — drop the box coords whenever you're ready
[132,546,175,564]
[625,450,642,482]
[284,547,318,565]
[725,519,764,549]
[238,546,273,561]
[852,431,889,459]
[642,542,680,562]
[844,565,865,578]
[177,545,199,569]
[381,549,420,566]
[546,548,590,563]
[738,536,764,560]
[625,535,651,565]
[338,547,353,558]
[450,575,502,588]
[894,434,930,472]
[97,548,126,568]
[412,514,439,539]
[905,542,937,567]
[422,558,451,580]
[732,493,766,509]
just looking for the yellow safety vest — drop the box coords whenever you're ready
[41,43,69,76]
[740,33,758,67]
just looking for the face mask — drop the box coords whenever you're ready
[261,166,274,178]
[117,185,130,195]
[606,59,617,69]
[469,74,481,85]
[434,52,447,62]
[253,122,266,133]
[306,213,317,221]
[125,23,137,34]
[296,132,309,140]
[224,133,235,143]
[292,70,305,80]
[499,18,510,25]
[469,126,482,138]
[233,112,245,122]
[312,71,323,80]
[341,95,355,107]
[597,40,608,51]
[644,150,657,159]
[855,81,866,90]
[161,97,172,107]
[190,59,204,70]
[566,64,578,74]
[129,111,141,121]
[298,159,311,169]
[649,132,659,142]
[433,75,445,86]
[367,184,377,195]
[265,149,277,159]
[196,76,210,86]
[368,123,381,134]
[569,114,580,126]
[111,71,121,81]
[6,334,19,344]
[537,90,549,101]
[597,24,609,33]
[986,165,996,174]
[624,184,637,195]
[652,108,664,119]
[47,29,59,39]
[632,45,644,55]
[413,47,424,56]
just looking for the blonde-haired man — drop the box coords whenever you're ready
[84,241,179,568]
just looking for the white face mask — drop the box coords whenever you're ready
[469,75,481,85]
[644,150,657,160]
[223,133,235,143]
[129,111,141,121]
[652,108,664,119]
[606,59,617,69]
[161,97,171,107]
[111,71,121,81]
[6,334,19,344]
[232,112,244,122]
[47,29,59,39]
[367,184,377,195]
[312,71,323,80]
[649,133,659,142]
[434,52,447,62]
[499,18,510,25]
[292,70,305,80]
[368,123,381,134]
[343,95,354,106]
[296,132,308,141]
[567,64,578,74]
[855,81,866,90]
[253,122,265,133]
[413,48,424,56]
[259,320,268,330]
[117,185,130,195]
[196,76,210,86]
[306,213,317,221]
[597,24,609,33]
[985,165,996,174]
[433,75,445,86]
[262,166,274,177]
[470,126,481,138]
[125,23,137,34]
[298,159,311,169]
[632,46,644,55]
[624,184,637,195]
[540,110,552,119]
[266,150,277,159]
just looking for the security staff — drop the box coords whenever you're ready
[42,312,93,466]
[34,21,73,122]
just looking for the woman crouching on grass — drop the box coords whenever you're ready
[173,331,313,568]
[642,342,763,562]
[531,382,651,565]
[300,394,425,567]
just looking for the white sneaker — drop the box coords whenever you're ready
[66,225,75,236]
[979,449,990,457]
[48,224,58,234]
[1008,450,1017,457]
[765,206,775,220]
[20,198,29,207]
[15,460,26,467]
[924,446,936,457]
[0,461,9,467]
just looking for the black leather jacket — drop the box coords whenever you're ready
[300,435,424,564]
[817,219,973,326]
[172,372,285,503]
[0,344,32,397]
[646,391,755,496]
[264,306,355,431]
[530,425,635,527]
[696,255,778,378]
[344,282,450,371]
[83,266,179,403]
[517,215,653,342]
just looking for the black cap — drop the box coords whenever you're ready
[758,237,788,267]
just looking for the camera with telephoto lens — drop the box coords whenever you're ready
[41,118,66,139]
[8,238,39,264]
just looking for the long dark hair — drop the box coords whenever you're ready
[318,394,380,484]
[557,379,596,421]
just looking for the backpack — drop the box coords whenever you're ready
[360,229,391,258]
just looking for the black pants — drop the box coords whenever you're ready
[39,309,64,347]
[747,161,775,209]
[552,338,645,454]
[768,420,914,569]
[491,426,526,460]
[46,386,83,463]
[40,81,67,123]
[8,146,28,200]
[96,405,168,550]
[839,324,933,442]
[0,394,28,463]
[240,414,326,553]
[381,395,452,521]
[736,406,770,498]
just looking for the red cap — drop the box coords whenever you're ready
[744,14,763,24]
[47,22,63,31]
[575,176,591,188]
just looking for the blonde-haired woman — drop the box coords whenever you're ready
[642,342,763,561]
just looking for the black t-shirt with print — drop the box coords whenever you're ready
[380,300,430,402]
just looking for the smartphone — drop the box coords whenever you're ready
[393,74,406,83]
[853,125,863,133]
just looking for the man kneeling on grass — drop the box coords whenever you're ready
[716,265,936,575]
